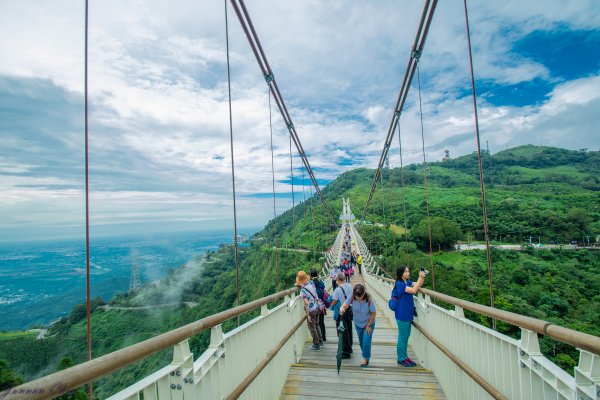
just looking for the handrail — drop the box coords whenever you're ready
[224,316,306,400]
[374,275,600,356]
[412,321,508,400]
[7,286,299,400]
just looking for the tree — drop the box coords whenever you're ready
[0,359,23,391]
[566,208,592,237]
[411,217,463,251]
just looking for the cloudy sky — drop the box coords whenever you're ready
[0,0,598,242]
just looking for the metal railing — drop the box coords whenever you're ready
[364,261,600,400]
[347,222,600,400]
[4,287,305,400]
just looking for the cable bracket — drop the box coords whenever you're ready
[287,122,294,130]
[264,72,274,83]
[412,48,422,61]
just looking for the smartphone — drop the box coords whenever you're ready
[420,266,430,275]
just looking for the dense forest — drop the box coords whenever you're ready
[1,145,599,397]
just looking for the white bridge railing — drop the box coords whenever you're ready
[107,294,309,400]
[354,224,600,400]
[4,286,309,400]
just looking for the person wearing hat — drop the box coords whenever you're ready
[296,270,324,350]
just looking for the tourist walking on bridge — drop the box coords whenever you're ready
[329,265,340,290]
[330,272,353,359]
[340,284,376,368]
[310,268,327,343]
[296,271,324,350]
[394,266,426,367]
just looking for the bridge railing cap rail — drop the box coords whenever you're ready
[375,275,600,356]
[7,286,299,400]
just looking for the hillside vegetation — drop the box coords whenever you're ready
[1,145,599,396]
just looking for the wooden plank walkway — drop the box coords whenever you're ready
[280,274,446,399]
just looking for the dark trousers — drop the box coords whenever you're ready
[332,279,338,291]
[336,313,353,356]
[319,311,326,341]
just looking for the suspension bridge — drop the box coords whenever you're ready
[3,0,600,399]
[7,200,600,400]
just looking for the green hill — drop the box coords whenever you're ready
[1,145,599,396]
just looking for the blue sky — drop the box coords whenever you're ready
[0,0,599,242]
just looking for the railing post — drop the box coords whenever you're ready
[169,340,192,400]
[260,304,269,316]
[575,350,600,400]
[210,325,225,350]
[519,328,542,356]
[454,306,465,318]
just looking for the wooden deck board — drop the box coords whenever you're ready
[280,274,446,400]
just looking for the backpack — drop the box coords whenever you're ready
[388,283,399,311]
[315,281,332,308]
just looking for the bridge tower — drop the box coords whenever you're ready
[340,198,355,223]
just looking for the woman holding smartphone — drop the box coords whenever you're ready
[394,266,426,367]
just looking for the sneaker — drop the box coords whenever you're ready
[398,358,415,367]
[360,363,367,369]
[406,357,417,366]
[341,354,351,359]
[319,341,325,348]
[311,344,321,351]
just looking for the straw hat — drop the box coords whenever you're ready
[295,271,310,286]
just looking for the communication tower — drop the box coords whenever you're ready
[129,258,142,293]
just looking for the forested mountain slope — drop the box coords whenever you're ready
[1,145,598,396]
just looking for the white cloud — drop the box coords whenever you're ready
[0,0,598,240]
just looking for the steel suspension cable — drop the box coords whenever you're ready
[229,0,336,225]
[364,0,438,210]
[416,64,436,291]
[224,0,241,320]
[84,1,92,398]
[381,168,388,273]
[388,158,397,268]
[396,118,411,266]
[302,167,306,204]
[464,0,495,328]
[309,178,315,254]
[289,131,296,254]
[382,171,388,272]
[268,89,279,291]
